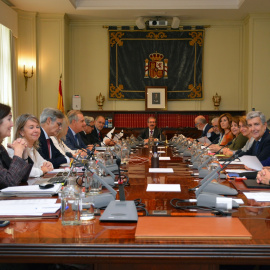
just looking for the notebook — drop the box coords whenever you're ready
[243,179,270,189]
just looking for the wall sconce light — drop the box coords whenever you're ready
[23,65,34,90]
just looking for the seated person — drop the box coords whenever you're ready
[51,114,80,157]
[8,114,53,178]
[221,116,248,155]
[79,116,95,145]
[238,111,270,162]
[64,110,93,151]
[209,113,234,152]
[0,103,32,189]
[38,108,70,168]
[138,116,165,144]
[223,116,254,156]
[194,115,219,142]
[91,115,115,146]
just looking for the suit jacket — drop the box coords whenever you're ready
[79,131,95,145]
[139,127,165,140]
[64,127,87,150]
[201,123,219,143]
[239,128,270,161]
[90,127,103,145]
[0,145,32,189]
[38,128,67,169]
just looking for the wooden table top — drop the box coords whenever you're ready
[0,145,270,266]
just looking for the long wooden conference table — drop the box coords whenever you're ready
[0,145,270,270]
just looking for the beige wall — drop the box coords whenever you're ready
[15,12,270,119]
[0,1,18,37]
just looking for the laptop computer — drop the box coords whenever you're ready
[243,179,270,189]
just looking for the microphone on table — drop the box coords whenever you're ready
[116,158,125,201]
[214,141,232,155]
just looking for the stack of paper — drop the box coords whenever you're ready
[0,199,61,218]
[0,184,62,197]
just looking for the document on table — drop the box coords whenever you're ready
[149,168,174,173]
[197,137,211,144]
[0,184,62,196]
[239,155,263,171]
[47,168,70,174]
[0,199,60,216]
[243,192,270,202]
[219,160,244,165]
[147,184,181,192]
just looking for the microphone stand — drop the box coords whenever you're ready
[195,150,242,208]
[116,158,125,201]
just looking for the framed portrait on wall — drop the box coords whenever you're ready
[145,86,167,111]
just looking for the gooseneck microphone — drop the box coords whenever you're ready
[116,158,125,201]
[215,141,232,155]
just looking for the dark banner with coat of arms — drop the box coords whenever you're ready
[108,29,204,100]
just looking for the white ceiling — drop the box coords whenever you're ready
[3,0,270,21]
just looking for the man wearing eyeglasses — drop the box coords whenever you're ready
[38,108,69,168]
[79,116,95,145]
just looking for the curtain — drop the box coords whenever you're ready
[0,24,15,144]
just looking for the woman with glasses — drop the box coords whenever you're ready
[0,103,32,188]
[8,114,53,177]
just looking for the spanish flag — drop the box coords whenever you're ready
[57,77,64,113]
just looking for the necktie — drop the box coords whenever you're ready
[255,141,260,154]
[47,139,51,159]
[150,130,153,136]
[98,132,102,140]
[74,134,79,145]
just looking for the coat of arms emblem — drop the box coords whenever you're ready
[144,52,168,79]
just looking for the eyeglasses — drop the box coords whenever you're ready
[56,122,62,127]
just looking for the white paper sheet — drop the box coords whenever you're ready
[1,184,62,195]
[147,184,181,192]
[0,199,60,216]
[149,168,174,173]
[243,192,270,202]
[239,155,262,171]
[198,137,211,144]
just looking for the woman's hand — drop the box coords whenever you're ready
[208,144,221,153]
[222,148,233,156]
[41,161,53,175]
[9,138,28,158]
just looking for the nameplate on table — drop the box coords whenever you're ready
[159,157,171,160]
[146,184,181,192]
[135,217,252,239]
[149,168,174,173]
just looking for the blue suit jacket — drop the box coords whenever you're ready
[38,128,67,169]
[240,128,270,161]
[201,123,219,143]
[63,127,87,150]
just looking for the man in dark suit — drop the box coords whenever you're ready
[79,116,95,145]
[239,111,270,162]
[64,110,93,151]
[91,115,115,146]
[194,115,219,143]
[139,116,165,144]
[38,108,69,169]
